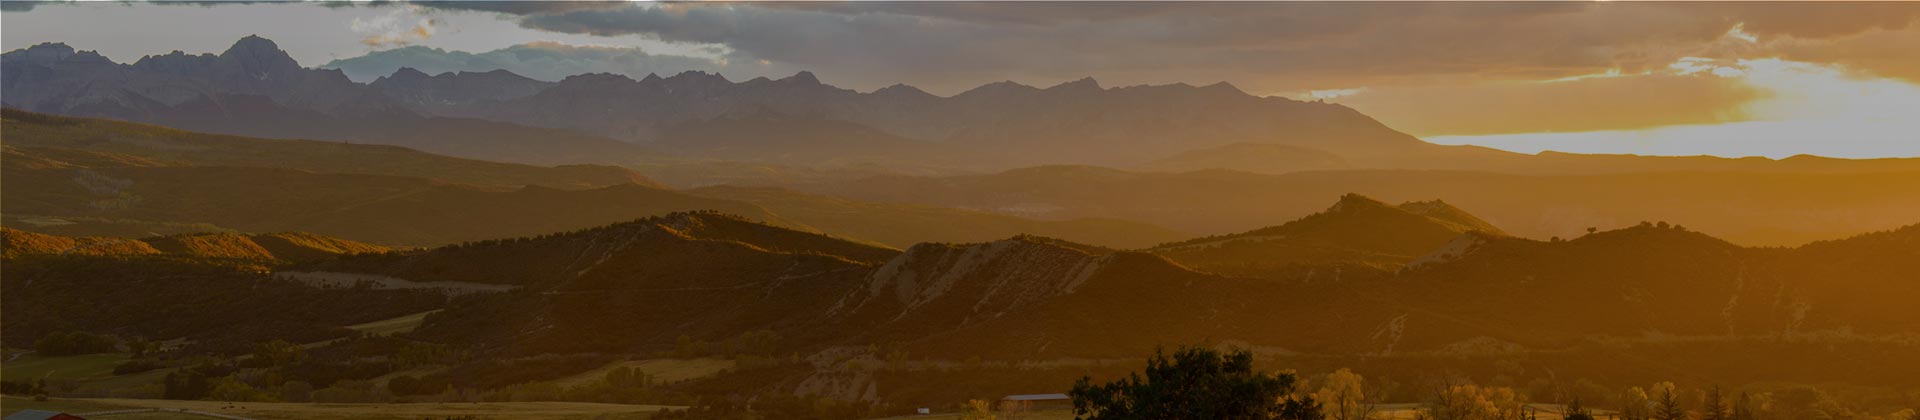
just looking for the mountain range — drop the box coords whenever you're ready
[19,36,1920,184]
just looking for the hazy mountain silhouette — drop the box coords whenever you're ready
[1142,142,1351,174]
[810,166,1920,246]
[2,111,1192,249]
[2,109,655,189]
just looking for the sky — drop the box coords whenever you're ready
[4,1,1919,159]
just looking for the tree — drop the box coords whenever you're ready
[605,366,649,389]
[1701,386,1728,420]
[1654,388,1687,420]
[1729,392,1756,420]
[281,381,314,403]
[252,339,306,368]
[1619,387,1653,420]
[1413,382,1532,420]
[164,370,211,400]
[961,399,997,420]
[1315,368,1377,420]
[1564,396,1596,420]
[1070,346,1322,419]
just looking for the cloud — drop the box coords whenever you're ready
[1336,72,1764,137]
[503,2,1920,94]
[321,41,756,83]
[1425,58,1920,158]
[1,1,64,12]
[352,5,437,47]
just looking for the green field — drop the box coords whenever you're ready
[2,353,132,383]
[546,358,737,388]
[2,353,177,398]
[1,395,142,416]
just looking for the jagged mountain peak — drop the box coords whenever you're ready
[4,42,111,65]
[388,66,431,79]
[781,70,821,85]
[872,83,936,99]
[11,42,73,60]
[1046,76,1102,92]
[667,70,729,82]
[956,80,1040,97]
[220,34,302,75]
[1200,81,1246,95]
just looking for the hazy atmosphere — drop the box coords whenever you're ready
[3,1,1918,420]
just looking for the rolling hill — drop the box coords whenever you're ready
[4,228,388,262]
[279,207,1920,363]
[1148,194,1505,280]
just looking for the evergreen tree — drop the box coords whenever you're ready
[1654,388,1688,420]
[1730,392,1757,420]
[1564,396,1597,420]
[1701,386,1728,420]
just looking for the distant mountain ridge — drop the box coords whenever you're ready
[13,36,1920,179]
[2,36,1489,173]
[809,165,1920,246]
[2,38,658,167]
[1,108,657,189]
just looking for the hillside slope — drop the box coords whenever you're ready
[4,228,389,262]
[688,186,1189,249]
[1148,194,1505,279]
